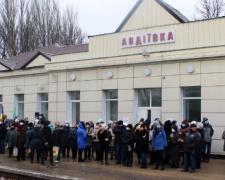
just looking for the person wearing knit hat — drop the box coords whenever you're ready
[196,122,204,169]
[121,124,136,167]
[24,122,34,160]
[180,119,190,164]
[181,120,201,173]
[98,122,112,165]
[168,125,181,168]
[202,117,214,163]
[113,120,126,165]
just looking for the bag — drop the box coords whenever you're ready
[127,145,133,152]
[13,147,18,157]
[53,146,59,157]
[204,127,212,143]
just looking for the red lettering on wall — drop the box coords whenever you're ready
[129,37,133,45]
[147,34,151,43]
[160,33,165,41]
[168,32,174,40]
[122,38,127,46]
[136,36,142,45]
[153,34,158,42]
[143,35,146,44]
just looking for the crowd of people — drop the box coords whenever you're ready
[0,113,224,174]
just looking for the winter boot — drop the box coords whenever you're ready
[140,163,147,168]
[175,162,179,168]
[170,162,175,168]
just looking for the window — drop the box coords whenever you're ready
[15,94,24,119]
[182,86,201,122]
[105,90,118,122]
[38,93,48,120]
[137,88,162,107]
[71,91,80,124]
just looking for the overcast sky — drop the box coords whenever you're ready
[59,0,198,36]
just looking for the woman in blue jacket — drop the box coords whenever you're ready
[152,122,168,170]
[77,121,87,162]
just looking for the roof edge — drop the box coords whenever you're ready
[115,0,143,33]
[0,61,12,70]
[155,0,189,23]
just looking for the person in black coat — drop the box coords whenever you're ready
[168,125,181,168]
[196,123,204,169]
[62,122,70,158]
[40,120,56,167]
[0,119,7,154]
[98,124,112,165]
[112,120,126,165]
[69,124,78,159]
[29,124,41,164]
[52,122,63,162]
[181,121,201,173]
[136,124,149,168]
[121,124,136,167]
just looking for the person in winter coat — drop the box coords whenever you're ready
[98,124,112,165]
[202,117,214,163]
[136,124,149,168]
[40,120,56,167]
[148,123,155,165]
[29,124,42,164]
[108,121,116,160]
[92,122,101,161]
[134,119,145,164]
[179,119,189,164]
[77,121,87,162]
[52,122,63,162]
[196,123,204,169]
[113,120,126,165]
[121,124,136,167]
[62,122,70,158]
[68,124,78,159]
[168,125,181,168]
[152,122,168,170]
[24,123,34,159]
[85,122,94,160]
[0,119,7,154]
[5,123,16,157]
[181,121,201,173]
[14,121,26,161]
[222,130,225,151]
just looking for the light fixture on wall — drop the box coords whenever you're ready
[15,85,20,91]
[142,48,149,57]
[186,65,195,73]
[106,71,113,79]
[70,74,76,81]
[144,68,151,76]
[38,84,43,90]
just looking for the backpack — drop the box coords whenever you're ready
[203,127,212,143]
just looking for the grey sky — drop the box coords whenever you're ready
[59,0,198,36]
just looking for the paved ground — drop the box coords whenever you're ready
[0,153,224,180]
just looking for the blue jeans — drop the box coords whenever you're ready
[115,142,125,163]
[141,152,147,164]
[202,142,211,161]
[0,139,4,153]
[184,152,196,170]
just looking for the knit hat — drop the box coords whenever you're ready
[127,124,133,130]
[182,119,188,125]
[202,117,208,123]
[197,123,203,129]
[190,121,197,128]
[117,120,123,125]
[108,120,112,124]
[97,119,104,124]
[101,124,107,129]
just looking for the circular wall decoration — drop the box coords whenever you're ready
[106,71,113,78]
[70,74,76,81]
[186,65,195,73]
[144,68,151,76]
